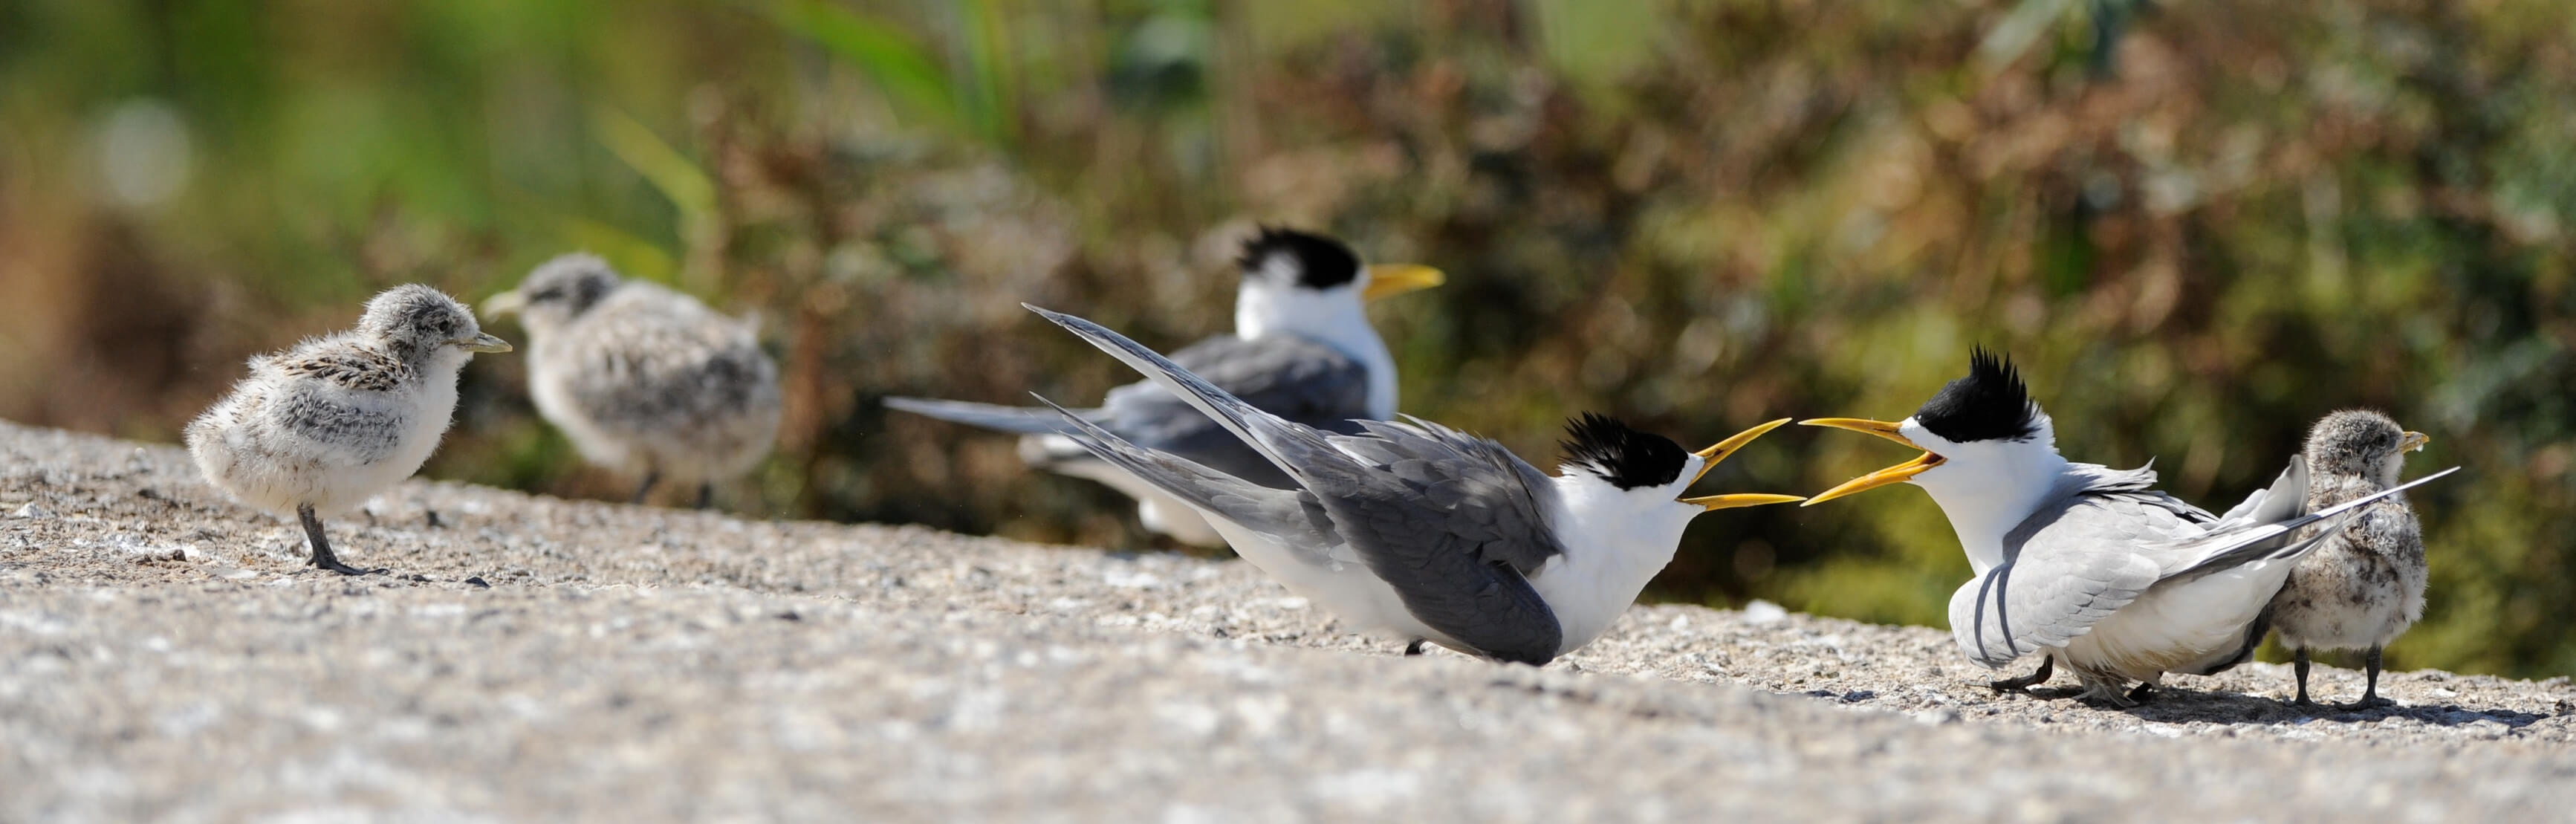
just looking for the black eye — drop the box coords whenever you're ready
[531,287,563,302]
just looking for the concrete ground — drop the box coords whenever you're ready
[3,421,2570,821]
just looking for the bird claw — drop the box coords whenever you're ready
[2333,695,2393,712]
[315,560,387,577]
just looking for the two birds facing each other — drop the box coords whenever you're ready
[186,255,783,576]
[887,227,2454,706]
[940,305,2451,709]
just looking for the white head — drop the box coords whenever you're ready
[360,285,513,373]
[1228,228,1443,418]
[479,253,625,339]
[1535,413,1800,650]
[1801,349,2071,569]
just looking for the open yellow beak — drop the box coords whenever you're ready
[1362,264,1445,301]
[2401,431,2430,452]
[1675,418,1806,511]
[453,332,514,353]
[1799,418,1943,506]
[480,290,527,319]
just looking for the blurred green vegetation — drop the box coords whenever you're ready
[3,1,2570,676]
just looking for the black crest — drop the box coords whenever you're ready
[1914,348,2041,444]
[1236,227,1361,290]
[1560,412,1689,490]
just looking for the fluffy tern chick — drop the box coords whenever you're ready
[1024,304,1801,664]
[2269,409,2430,709]
[482,254,782,508]
[186,285,512,574]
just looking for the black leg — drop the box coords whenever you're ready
[695,483,713,510]
[299,504,383,576]
[1403,639,1426,656]
[2336,646,2392,711]
[1991,656,2054,692]
[2294,648,2316,707]
[631,471,661,505]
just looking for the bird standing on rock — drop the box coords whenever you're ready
[2269,409,2431,710]
[186,285,513,575]
[886,227,1444,546]
[1800,351,2455,706]
[1023,304,1803,665]
[481,253,782,509]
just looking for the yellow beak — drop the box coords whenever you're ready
[1362,264,1445,301]
[1799,418,1943,506]
[2401,431,2430,452]
[452,331,514,353]
[1675,418,1806,511]
[480,290,527,319]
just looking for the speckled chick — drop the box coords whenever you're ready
[2269,409,2430,709]
[186,285,513,574]
[482,254,781,508]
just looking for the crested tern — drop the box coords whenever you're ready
[1022,304,1801,665]
[1800,350,2456,706]
[481,253,782,509]
[2270,409,2430,710]
[886,227,1443,545]
[186,285,513,575]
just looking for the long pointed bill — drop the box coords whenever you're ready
[1675,418,1798,510]
[1799,417,1916,447]
[1362,264,1445,300]
[1681,493,1807,511]
[1803,451,1943,506]
[454,332,514,353]
[480,291,527,319]
[1689,418,1793,485]
[2401,431,2430,452]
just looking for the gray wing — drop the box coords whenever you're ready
[2157,465,2456,584]
[1947,491,2191,668]
[886,334,1366,488]
[1030,394,1337,556]
[1030,305,1565,664]
[1302,418,1568,664]
[1950,463,2459,669]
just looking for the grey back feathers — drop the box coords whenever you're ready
[1026,304,1571,664]
[494,253,781,488]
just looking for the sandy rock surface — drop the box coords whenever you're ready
[3,421,2570,821]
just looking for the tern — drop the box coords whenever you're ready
[186,285,513,575]
[1021,304,1801,665]
[481,253,782,509]
[2269,409,2430,710]
[886,227,1443,546]
[1800,350,2456,705]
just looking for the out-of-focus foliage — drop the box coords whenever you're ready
[2,1,2569,675]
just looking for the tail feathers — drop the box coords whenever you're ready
[1028,392,1296,538]
[2227,458,2309,526]
[886,396,1091,436]
[1025,305,1342,487]
[2164,465,2459,583]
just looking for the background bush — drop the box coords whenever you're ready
[4,0,2569,676]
